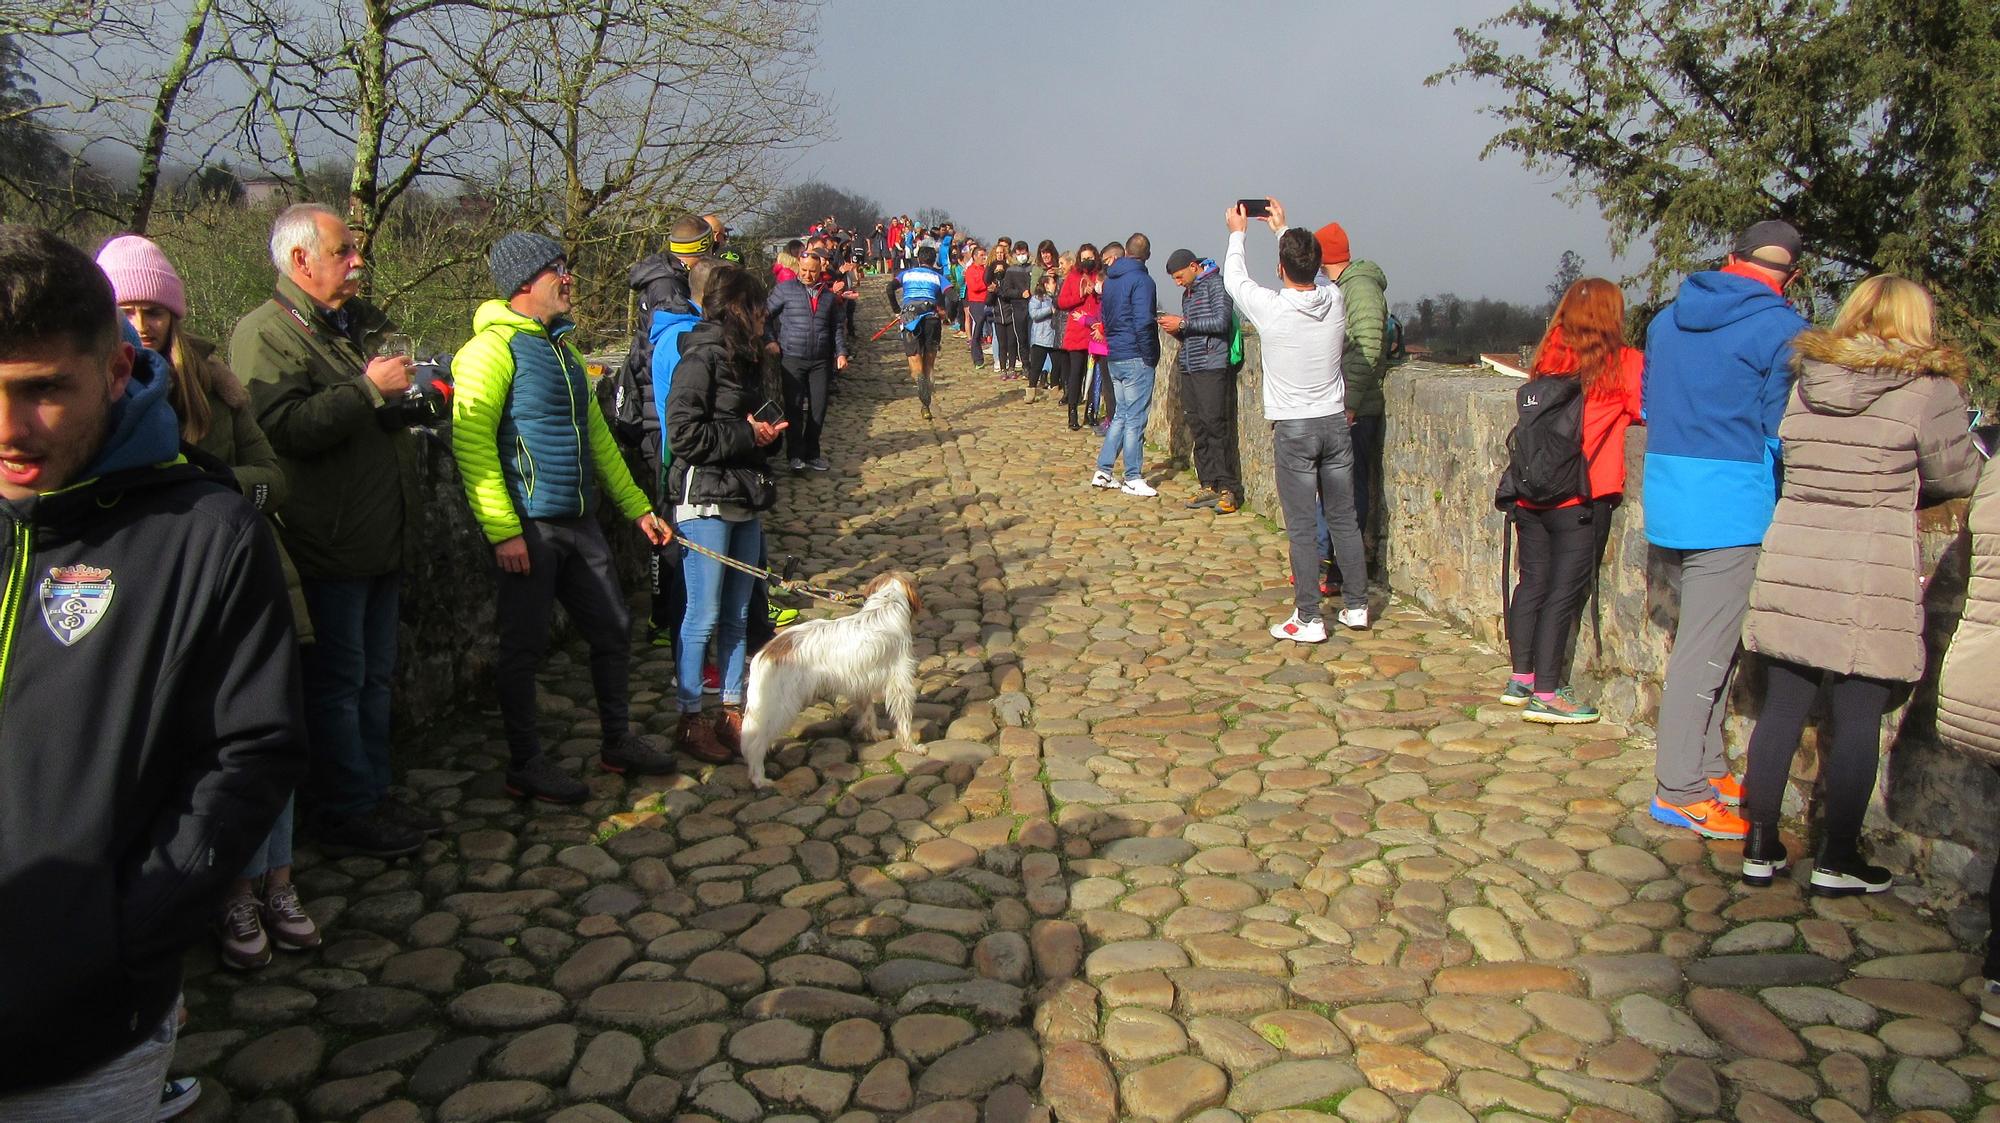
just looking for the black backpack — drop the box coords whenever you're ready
[598,334,651,450]
[1495,374,1618,654]
[1500,376,1591,507]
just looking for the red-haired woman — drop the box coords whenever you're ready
[1502,278,1645,724]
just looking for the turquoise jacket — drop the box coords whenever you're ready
[450,300,650,543]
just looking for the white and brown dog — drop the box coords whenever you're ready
[740,571,923,788]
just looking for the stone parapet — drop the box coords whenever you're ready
[1150,333,1990,899]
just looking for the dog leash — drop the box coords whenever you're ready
[673,538,854,606]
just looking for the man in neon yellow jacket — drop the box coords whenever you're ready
[452,232,677,803]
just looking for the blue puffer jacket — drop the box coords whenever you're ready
[1177,261,1233,372]
[1642,269,1807,549]
[765,279,846,361]
[1102,256,1160,364]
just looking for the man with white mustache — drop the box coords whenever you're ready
[232,202,432,860]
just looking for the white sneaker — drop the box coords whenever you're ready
[1337,607,1370,630]
[1270,613,1328,643]
[1090,470,1118,489]
[1119,478,1158,497]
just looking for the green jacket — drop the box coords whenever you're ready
[231,276,421,580]
[1337,260,1389,417]
[450,300,651,544]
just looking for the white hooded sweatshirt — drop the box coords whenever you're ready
[1222,228,1346,421]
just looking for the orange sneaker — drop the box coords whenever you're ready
[1708,774,1744,807]
[1649,796,1748,840]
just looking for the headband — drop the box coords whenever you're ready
[668,230,714,256]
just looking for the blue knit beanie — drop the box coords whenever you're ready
[490,232,564,296]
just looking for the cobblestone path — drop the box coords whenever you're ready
[174,322,2000,1123]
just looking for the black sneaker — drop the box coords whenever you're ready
[379,796,443,836]
[319,807,424,859]
[1741,821,1789,887]
[505,754,589,804]
[1811,853,1892,896]
[601,732,678,776]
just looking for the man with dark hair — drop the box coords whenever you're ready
[1222,199,1369,642]
[1092,231,1161,495]
[452,233,678,805]
[1159,246,1241,513]
[890,244,947,420]
[0,226,304,1119]
[1641,218,1808,841]
[234,202,432,858]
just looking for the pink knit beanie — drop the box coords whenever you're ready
[95,235,188,319]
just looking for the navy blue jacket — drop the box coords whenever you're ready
[765,279,847,361]
[1178,261,1233,373]
[1102,256,1160,364]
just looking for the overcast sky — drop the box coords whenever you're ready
[792,0,1629,308]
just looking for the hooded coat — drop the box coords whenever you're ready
[1938,457,2000,762]
[1640,269,1807,550]
[1100,256,1160,365]
[1221,229,1346,420]
[1740,331,1984,682]
[1336,260,1390,416]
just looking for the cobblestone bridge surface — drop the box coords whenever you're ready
[174,325,2000,1123]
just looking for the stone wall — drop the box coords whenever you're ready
[1150,334,1994,899]
[390,427,648,734]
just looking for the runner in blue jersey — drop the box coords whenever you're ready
[890,246,947,419]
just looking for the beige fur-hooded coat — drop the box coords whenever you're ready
[1740,330,1983,682]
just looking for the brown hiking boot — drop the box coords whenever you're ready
[716,707,744,754]
[676,711,734,764]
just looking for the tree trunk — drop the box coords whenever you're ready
[129,0,214,234]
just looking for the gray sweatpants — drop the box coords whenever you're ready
[0,1001,177,1122]
[1273,414,1369,620]
[1654,544,1759,805]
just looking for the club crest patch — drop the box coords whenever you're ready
[40,564,115,646]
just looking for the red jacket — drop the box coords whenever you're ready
[1057,269,1101,351]
[1522,338,1644,509]
[964,262,988,303]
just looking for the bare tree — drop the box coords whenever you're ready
[477,0,827,338]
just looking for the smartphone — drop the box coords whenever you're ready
[1238,198,1272,218]
[752,400,783,426]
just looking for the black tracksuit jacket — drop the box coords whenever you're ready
[0,348,305,1091]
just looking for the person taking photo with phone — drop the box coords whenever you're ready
[666,264,788,765]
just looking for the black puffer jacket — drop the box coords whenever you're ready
[764,278,846,362]
[1178,263,1234,373]
[665,321,778,510]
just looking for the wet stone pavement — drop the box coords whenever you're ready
[175,317,2000,1123]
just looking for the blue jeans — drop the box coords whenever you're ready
[677,516,761,712]
[301,574,400,820]
[241,796,296,878]
[1095,358,1155,480]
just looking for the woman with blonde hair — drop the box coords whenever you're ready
[1738,274,1983,894]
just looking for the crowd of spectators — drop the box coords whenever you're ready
[1,187,1998,1120]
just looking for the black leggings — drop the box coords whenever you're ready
[1743,659,1893,852]
[1059,349,1088,406]
[1506,501,1607,692]
[1028,344,1053,388]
